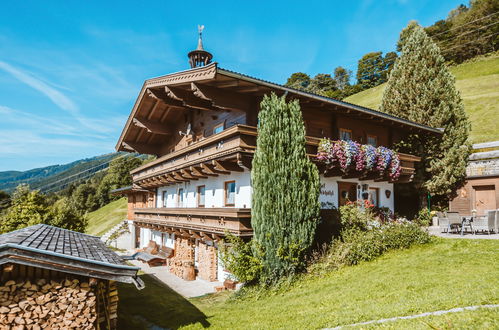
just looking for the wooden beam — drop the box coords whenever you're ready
[191,82,250,111]
[164,86,218,111]
[201,232,213,241]
[189,230,202,240]
[200,163,221,176]
[133,117,173,135]
[172,171,189,182]
[213,160,243,172]
[189,166,208,179]
[237,154,252,170]
[179,169,199,181]
[122,141,161,155]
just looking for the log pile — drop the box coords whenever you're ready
[0,278,97,329]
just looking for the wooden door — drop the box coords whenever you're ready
[473,185,496,215]
[338,182,357,206]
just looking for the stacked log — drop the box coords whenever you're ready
[0,279,96,329]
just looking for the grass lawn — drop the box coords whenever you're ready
[117,238,498,329]
[85,197,127,236]
[344,53,499,143]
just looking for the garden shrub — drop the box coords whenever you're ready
[219,234,263,284]
[309,206,431,274]
[414,209,432,227]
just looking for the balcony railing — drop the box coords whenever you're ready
[133,207,252,237]
[130,124,420,187]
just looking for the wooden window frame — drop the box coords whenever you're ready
[177,188,184,207]
[368,187,379,207]
[197,185,206,207]
[367,134,378,147]
[213,122,225,135]
[224,180,236,206]
[339,128,352,141]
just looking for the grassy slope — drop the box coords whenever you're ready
[117,239,498,329]
[85,197,127,236]
[344,53,499,143]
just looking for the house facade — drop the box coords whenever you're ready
[450,141,499,216]
[115,36,440,282]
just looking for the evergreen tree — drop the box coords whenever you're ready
[284,72,311,90]
[356,51,385,89]
[333,66,351,90]
[380,23,471,205]
[251,93,320,281]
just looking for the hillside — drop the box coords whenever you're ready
[85,198,128,236]
[117,238,499,329]
[0,153,124,193]
[344,53,499,143]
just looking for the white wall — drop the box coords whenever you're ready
[156,170,252,209]
[319,176,394,211]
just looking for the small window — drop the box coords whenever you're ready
[367,135,377,147]
[162,191,167,207]
[368,187,379,207]
[339,128,352,141]
[225,181,236,206]
[213,123,224,135]
[197,185,205,207]
[177,188,184,207]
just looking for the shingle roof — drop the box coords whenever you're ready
[0,224,129,268]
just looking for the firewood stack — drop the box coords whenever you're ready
[0,278,97,329]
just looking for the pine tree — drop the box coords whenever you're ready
[251,93,320,281]
[380,23,470,205]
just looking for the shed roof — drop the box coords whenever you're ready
[0,224,142,287]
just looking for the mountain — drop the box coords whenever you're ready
[0,153,124,193]
[344,52,499,143]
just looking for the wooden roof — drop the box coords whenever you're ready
[116,62,443,153]
[0,224,142,286]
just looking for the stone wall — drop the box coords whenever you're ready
[197,241,218,282]
[168,237,195,280]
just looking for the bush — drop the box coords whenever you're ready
[415,209,432,227]
[309,207,431,274]
[219,234,263,284]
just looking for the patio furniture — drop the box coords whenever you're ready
[437,212,449,233]
[473,211,495,234]
[447,212,462,234]
[460,216,474,235]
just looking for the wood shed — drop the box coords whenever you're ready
[0,224,143,329]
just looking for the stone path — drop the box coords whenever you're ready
[126,259,222,298]
[326,304,499,329]
[428,226,499,239]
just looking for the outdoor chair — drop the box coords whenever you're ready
[437,212,449,233]
[446,212,462,234]
[473,211,495,234]
[495,210,499,234]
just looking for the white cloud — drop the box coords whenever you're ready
[0,61,78,114]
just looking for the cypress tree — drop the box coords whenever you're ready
[380,23,470,205]
[251,93,320,281]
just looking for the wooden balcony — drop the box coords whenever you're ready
[133,207,252,237]
[131,124,419,188]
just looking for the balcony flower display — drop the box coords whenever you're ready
[316,138,401,180]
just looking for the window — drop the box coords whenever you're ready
[224,181,236,206]
[177,188,184,207]
[213,123,224,135]
[368,187,379,207]
[162,191,167,207]
[197,185,205,207]
[367,135,378,147]
[339,128,352,141]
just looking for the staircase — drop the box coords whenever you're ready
[101,220,129,244]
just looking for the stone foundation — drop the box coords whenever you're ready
[197,241,218,282]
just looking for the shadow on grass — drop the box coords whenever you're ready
[118,274,210,329]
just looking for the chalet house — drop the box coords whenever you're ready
[115,32,441,282]
[450,141,499,216]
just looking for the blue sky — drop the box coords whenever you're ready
[0,0,463,171]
